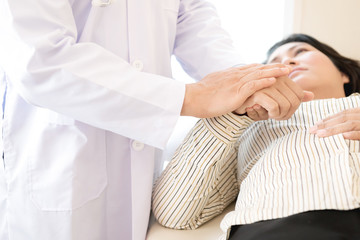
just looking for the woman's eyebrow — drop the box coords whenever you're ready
[268,45,302,63]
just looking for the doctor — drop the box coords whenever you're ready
[0,0,310,240]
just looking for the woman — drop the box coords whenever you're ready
[152,34,360,240]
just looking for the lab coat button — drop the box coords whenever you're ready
[132,141,145,151]
[132,60,144,71]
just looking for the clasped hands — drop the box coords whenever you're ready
[182,63,313,120]
[232,68,314,121]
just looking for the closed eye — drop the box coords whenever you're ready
[294,48,308,56]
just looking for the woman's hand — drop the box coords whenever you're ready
[234,75,314,121]
[241,104,269,121]
[310,108,360,140]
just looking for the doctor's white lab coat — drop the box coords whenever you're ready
[0,0,242,239]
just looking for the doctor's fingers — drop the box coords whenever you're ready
[232,63,291,80]
[237,65,291,81]
[233,63,290,71]
[233,77,276,103]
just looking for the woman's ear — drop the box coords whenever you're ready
[341,73,350,84]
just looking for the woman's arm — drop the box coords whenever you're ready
[152,113,254,229]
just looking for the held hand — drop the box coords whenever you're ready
[234,75,314,121]
[309,108,360,140]
[242,90,314,121]
[181,64,292,118]
[243,104,269,121]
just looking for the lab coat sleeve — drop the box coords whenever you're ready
[174,0,244,80]
[0,0,185,149]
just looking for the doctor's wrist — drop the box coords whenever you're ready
[181,83,199,117]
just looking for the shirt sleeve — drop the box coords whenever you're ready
[152,113,254,229]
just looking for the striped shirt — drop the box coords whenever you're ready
[152,94,360,240]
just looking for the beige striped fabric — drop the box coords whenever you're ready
[152,94,360,240]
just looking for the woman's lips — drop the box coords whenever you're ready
[289,67,307,78]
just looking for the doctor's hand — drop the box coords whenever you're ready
[309,107,360,140]
[233,75,314,121]
[181,64,292,118]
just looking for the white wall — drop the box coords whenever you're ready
[289,0,360,60]
[209,0,287,64]
[172,0,288,84]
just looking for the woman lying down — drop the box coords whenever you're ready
[152,33,360,240]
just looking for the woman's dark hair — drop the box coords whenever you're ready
[265,33,360,96]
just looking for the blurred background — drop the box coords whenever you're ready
[162,0,360,168]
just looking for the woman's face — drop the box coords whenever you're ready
[268,42,349,99]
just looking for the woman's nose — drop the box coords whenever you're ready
[282,57,297,65]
